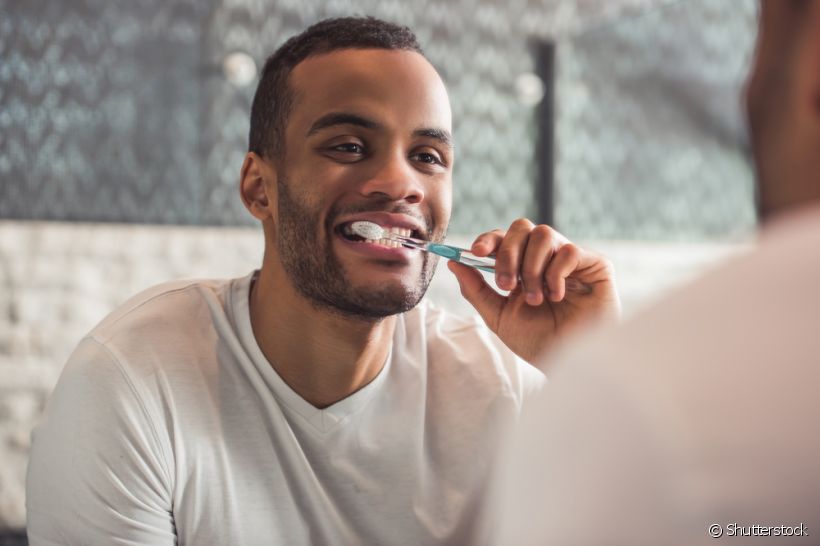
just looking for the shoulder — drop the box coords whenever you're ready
[500,209,820,546]
[90,277,232,344]
[609,206,820,369]
[72,275,247,388]
[522,206,820,481]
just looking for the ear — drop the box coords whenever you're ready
[240,152,276,221]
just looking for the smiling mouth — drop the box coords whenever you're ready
[337,223,420,249]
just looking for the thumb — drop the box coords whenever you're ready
[447,260,505,330]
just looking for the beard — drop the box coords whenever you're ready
[275,176,440,321]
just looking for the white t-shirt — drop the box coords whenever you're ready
[495,205,820,545]
[26,271,545,546]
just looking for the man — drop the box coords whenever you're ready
[26,17,618,545]
[496,1,820,544]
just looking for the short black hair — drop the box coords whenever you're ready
[248,17,424,160]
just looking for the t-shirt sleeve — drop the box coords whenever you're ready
[26,337,176,545]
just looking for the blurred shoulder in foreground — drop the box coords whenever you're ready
[496,204,820,545]
[496,1,820,542]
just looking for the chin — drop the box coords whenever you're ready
[357,280,423,307]
[333,278,428,320]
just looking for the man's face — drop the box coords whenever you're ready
[271,48,453,319]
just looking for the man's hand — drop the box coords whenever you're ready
[448,219,620,362]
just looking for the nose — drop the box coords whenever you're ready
[359,152,425,204]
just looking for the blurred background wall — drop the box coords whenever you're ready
[0,0,756,538]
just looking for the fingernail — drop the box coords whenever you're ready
[497,274,512,288]
[526,291,540,305]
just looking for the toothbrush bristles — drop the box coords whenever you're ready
[350,221,384,241]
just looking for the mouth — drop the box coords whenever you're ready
[336,223,421,248]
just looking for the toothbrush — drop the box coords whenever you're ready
[350,221,592,294]
[351,220,496,271]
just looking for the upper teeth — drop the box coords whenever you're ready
[384,227,412,237]
[345,223,412,239]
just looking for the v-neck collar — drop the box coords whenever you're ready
[229,271,394,434]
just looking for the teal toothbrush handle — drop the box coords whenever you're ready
[426,243,496,273]
[390,236,591,294]
[426,242,591,294]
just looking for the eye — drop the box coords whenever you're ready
[320,140,367,163]
[332,142,365,154]
[411,150,445,166]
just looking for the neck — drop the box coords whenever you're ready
[248,263,396,409]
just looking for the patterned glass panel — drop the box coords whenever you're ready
[1,0,214,224]
[1,0,754,237]
[554,0,759,240]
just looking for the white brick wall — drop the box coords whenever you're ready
[0,220,749,529]
[0,221,265,529]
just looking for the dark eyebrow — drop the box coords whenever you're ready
[307,112,453,149]
[414,128,453,149]
[306,112,381,136]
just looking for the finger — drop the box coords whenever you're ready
[519,225,556,306]
[470,229,505,257]
[544,243,582,302]
[494,218,535,291]
[448,260,505,330]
